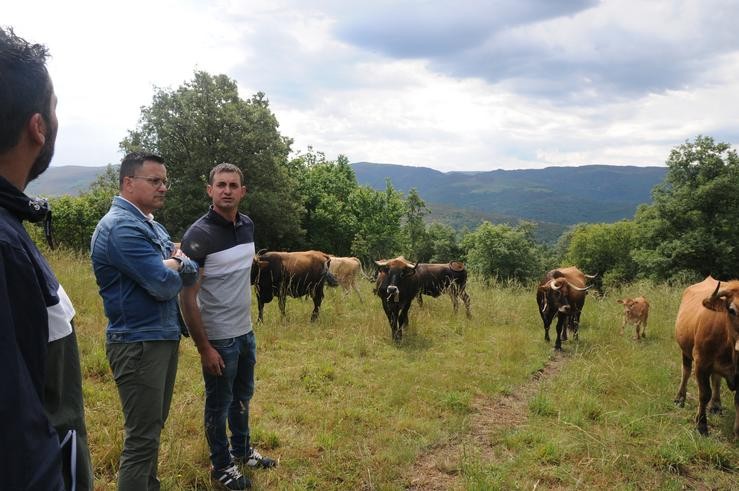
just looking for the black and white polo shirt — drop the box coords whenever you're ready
[181,207,255,340]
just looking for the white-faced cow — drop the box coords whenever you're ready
[536,266,593,350]
[328,256,363,302]
[617,296,649,339]
[251,250,338,322]
[374,257,420,342]
[674,276,739,437]
[414,261,471,318]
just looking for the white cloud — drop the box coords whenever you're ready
[3,0,739,171]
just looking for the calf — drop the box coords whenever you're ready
[617,296,649,339]
[674,276,739,437]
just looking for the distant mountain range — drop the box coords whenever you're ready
[351,162,667,242]
[28,162,667,242]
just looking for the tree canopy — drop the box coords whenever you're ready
[632,135,739,281]
[120,71,304,248]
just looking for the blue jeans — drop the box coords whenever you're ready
[203,331,256,469]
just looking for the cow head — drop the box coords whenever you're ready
[702,281,739,347]
[538,276,591,315]
[617,297,636,311]
[375,257,416,303]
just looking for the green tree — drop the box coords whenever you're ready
[564,220,638,289]
[349,181,405,263]
[632,135,739,281]
[292,150,358,254]
[402,188,431,261]
[426,222,463,263]
[121,71,304,248]
[46,165,119,250]
[461,221,541,282]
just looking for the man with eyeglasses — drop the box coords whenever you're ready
[91,152,198,490]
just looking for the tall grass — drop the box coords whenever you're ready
[46,249,738,490]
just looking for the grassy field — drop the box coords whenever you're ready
[48,249,739,490]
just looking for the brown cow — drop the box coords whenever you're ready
[536,266,593,350]
[251,250,338,322]
[674,276,739,437]
[617,296,649,339]
[328,256,363,302]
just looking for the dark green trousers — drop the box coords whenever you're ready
[107,340,179,491]
[44,327,93,491]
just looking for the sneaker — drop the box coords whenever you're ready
[234,447,277,468]
[211,464,250,490]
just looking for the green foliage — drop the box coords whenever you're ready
[121,71,304,247]
[633,135,739,281]
[563,220,639,289]
[461,221,541,282]
[46,165,118,250]
[291,150,358,254]
[348,181,405,262]
[426,222,463,262]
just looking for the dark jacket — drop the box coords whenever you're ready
[0,175,64,490]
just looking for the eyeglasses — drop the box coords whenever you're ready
[128,176,171,189]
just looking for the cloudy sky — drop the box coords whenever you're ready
[4,0,739,172]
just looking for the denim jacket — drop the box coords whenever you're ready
[91,196,197,343]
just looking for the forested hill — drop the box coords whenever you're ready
[352,162,667,233]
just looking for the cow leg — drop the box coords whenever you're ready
[708,373,722,414]
[398,303,412,340]
[449,290,459,314]
[257,300,265,323]
[310,287,324,322]
[278,293,287,317]
[694,365,712,435]
[460,289,471,319]
[641,316,647,338]
[391,310,401,342]
[733,389,739,438]
[417,292,424,308]
[542,314,553,343]
[571,311,580,341]
[561,316,568,341]
[352,282,363,303]
[633,321,641,340]
[554,315,565,351]
[675,353,692,407]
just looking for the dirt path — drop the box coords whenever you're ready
[407,352,569,490]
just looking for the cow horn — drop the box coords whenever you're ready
[375,259,389,267]
[567,281,592,291]
[584,272,598,279]
[711,281,722,299]
[549,279,561,291]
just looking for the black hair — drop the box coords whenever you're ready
[119,152,165,187]
[0,26,53,153]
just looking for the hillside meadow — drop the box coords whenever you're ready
[48,248,739,490]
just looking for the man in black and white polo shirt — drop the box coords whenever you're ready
[180,163,276,491]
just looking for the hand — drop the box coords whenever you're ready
[172,248,189,261]
[201,345,226,376]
